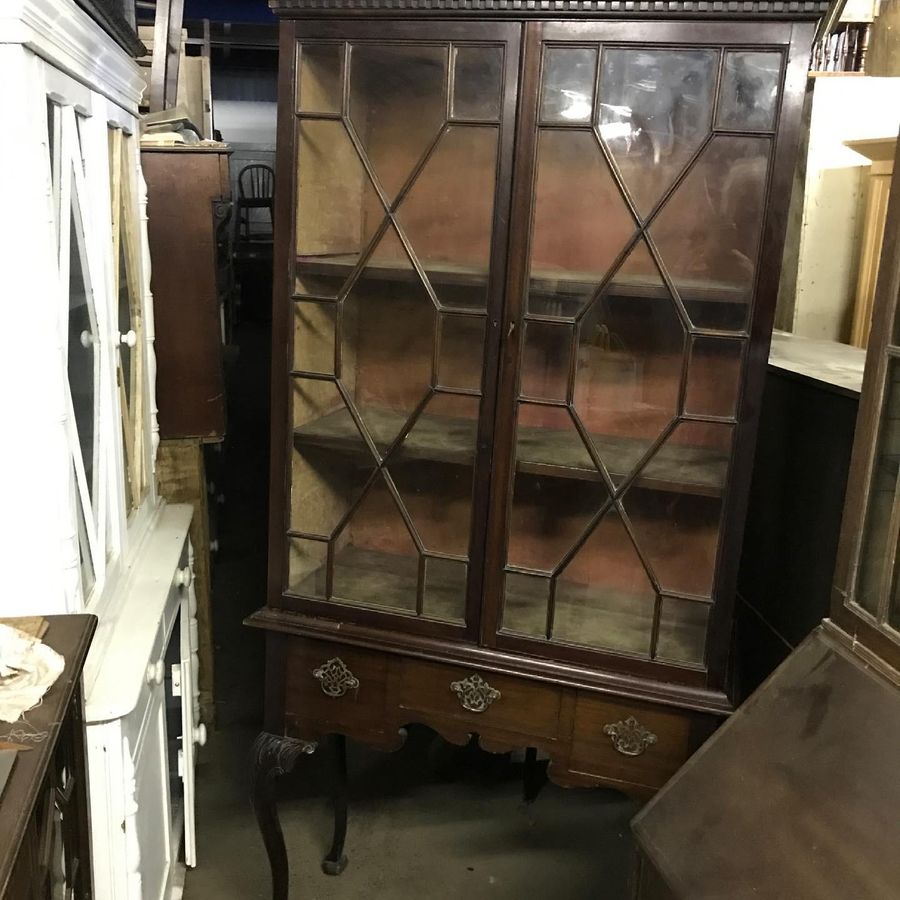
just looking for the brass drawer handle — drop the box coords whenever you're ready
[603,716,657,757]
[450,674,500,713]
[313,658,359,698]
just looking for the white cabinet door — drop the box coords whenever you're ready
[176,540,202,867]
[133,686,174,900]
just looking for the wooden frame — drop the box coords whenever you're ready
[267,19,523,646]
[831,134,900,674]
[148,0,185,112]
[247,12,822,894]
[261,15,816,702]
[484,19,815,694]
[109,127,147,514]
[54,98,106,602]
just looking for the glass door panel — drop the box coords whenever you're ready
[599,48,717,217]
[855,357,900,624]
[287,29,516,628]
[67,202,97,503]
[830,128,900,667]
[498,33,783,668]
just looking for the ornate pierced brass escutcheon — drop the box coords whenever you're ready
[450,673,501,713]
[602,716,658,757]
[313,658,360,698]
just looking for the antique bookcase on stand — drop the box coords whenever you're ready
[246,4,826,896]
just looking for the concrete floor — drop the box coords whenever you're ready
[184,726,639,899]
[182,316,640,900]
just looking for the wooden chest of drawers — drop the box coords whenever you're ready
[281,635,714,797]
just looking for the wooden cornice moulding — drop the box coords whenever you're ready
[0,0,146,111]
[269,0,831,18]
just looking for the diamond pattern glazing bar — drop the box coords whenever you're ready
[289,38,506,621]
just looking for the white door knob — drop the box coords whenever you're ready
[146,660,164,686]
[176,566,192,588]
[120,330,138,348]
[79,330,95,349]
[209,539,219,553]
[193,723,207,747]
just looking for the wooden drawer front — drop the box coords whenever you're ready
[285,639,388,730]
[570,693,692,790]
[397,658,561,740]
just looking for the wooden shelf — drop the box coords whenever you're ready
[293,406,727,497]
[295,254,745,306]
[503,567,703,661]
[288,545,705,662]
[291,546,460,620]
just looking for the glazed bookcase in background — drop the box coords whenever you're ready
[832,134,900,674]
[249,5,825,889]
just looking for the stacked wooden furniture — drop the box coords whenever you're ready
[632,134,900,900]
[0,616,95,900]
[143,145,230,444]
[144,145,233,723]
[247,4,826,895]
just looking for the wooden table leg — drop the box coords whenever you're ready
[522,746,548,804]
[322,733,349,875]
[250,732,316,900]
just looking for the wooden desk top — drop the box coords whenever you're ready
[633,626,900,899]
[0,615,96,895]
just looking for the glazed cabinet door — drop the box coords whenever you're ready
[485,20,811,687]
[275,21,520,638]
[831,135,900,671]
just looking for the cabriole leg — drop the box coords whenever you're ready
[250,731,316,900]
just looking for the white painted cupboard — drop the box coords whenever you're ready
[0,1,202,896]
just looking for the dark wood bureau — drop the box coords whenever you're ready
[0,616,96,900]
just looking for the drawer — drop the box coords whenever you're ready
[285,639,389,732]
[121,619,168,755]
[396,658,562,741]
[569,692,693,791]
[163,539,191,641]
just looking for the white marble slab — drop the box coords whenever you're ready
[767,330,866,397]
